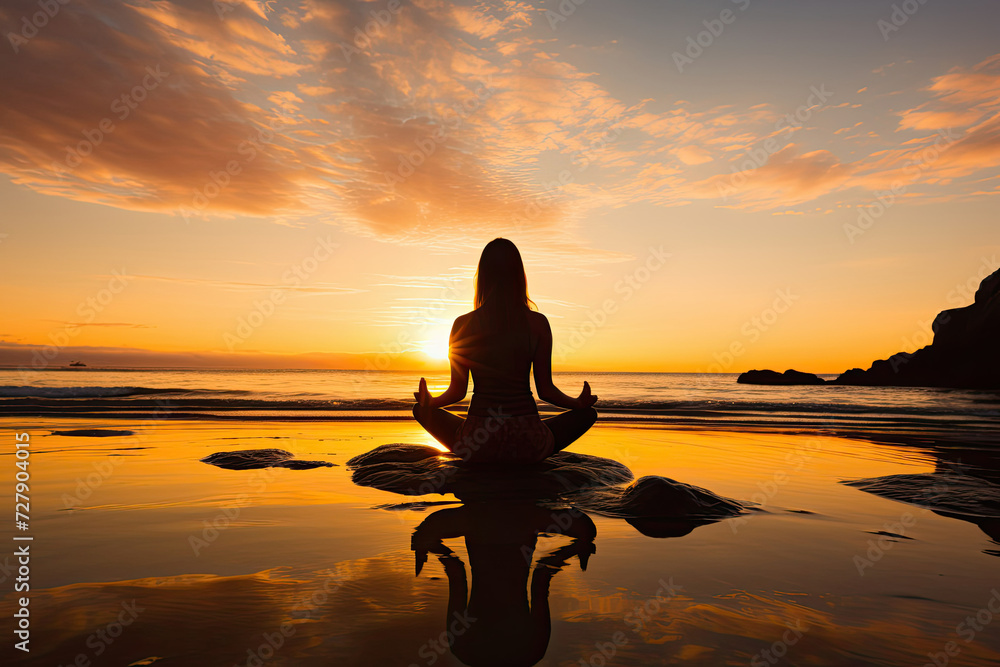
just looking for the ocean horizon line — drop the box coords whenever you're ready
[0,366,840,375]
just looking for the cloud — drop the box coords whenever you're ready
[121,273,365,295]
[707,52,1000,210]
[675,145,713,165]
[687,145,855,210]
[3,1,1000,233]
[49,322,156,329]
[894,55,1000,134]
[841,54,1000,195]
[0,0,309,217]
[888,54,1000,170]
[0,341,438,369]
[923,53,1000,108]
[898,109,983,131]
[130,0,301,76]
[0,0,791,249]
[932,114,1000,177]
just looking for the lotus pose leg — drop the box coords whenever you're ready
[411,402,465,452]
[543,406,599,453]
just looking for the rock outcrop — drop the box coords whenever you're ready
[737,369,826,385]
[738,265,1000,390]
[835,265,1000,389]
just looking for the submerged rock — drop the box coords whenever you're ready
[737,369,826,385]
[348,443,633,502]
[348,444,748,529]
[843,471,1000,548]
[843,472,1000,518]
[201,449,336,470]
[348,442,445,466]
[575,475,747,519]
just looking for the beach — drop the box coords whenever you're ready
[3,371,1000,666]
[5,0,1000,663]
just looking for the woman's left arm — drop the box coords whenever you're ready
[414,319,469,408]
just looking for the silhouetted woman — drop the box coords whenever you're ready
[413,238,598,464]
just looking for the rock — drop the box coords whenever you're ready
[843,472,1000,517]
[737,369,826,385]
[347,442,444,466]
[843,471,1000,544]
[573,475,746,520]
[347,443,633,502]
[201,449,336,470]
[738,265,1000,390]
[347,444,748,532]
[832,265,1000,389]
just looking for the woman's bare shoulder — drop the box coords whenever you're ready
[527,310,549,331]
[452,311,476,330]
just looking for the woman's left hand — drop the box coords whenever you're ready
[576,381,598,408]
[413,377,431,406]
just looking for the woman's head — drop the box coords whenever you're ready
[474,238,536,320]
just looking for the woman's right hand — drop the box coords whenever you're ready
[413,377,431,407]
[576,381,597,409]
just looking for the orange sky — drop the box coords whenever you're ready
[1,0,999,373]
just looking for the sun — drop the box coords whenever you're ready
[417,324,451,361]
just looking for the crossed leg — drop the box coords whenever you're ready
[412,404,465,452]
[543,406,598,453]
[413,404,598,458]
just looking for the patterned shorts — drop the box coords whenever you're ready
[453,412,555,464]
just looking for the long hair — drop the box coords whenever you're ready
[474,238,536,328]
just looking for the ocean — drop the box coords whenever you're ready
[3,368,999,440]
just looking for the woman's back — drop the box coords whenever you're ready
[454,309,539,417]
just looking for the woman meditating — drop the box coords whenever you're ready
[412,238,598,464]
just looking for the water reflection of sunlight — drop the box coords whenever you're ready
[17,418,1000,666]
[424,437,450,453]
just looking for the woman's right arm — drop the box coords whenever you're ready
[415,317,470,408]
[532,314,597,410]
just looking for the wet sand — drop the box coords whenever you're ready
[3,418,1000,666]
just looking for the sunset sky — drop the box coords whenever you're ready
[1,0,999,373]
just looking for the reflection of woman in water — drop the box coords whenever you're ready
[413,238,598,464]
[412,503,596,667]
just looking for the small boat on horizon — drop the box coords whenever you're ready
[68,361,86,367]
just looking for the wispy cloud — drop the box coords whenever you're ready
[119,274,364,295]
[44,321,156,328]
[2,0,1000,239]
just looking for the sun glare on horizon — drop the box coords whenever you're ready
[417,324,451,361]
